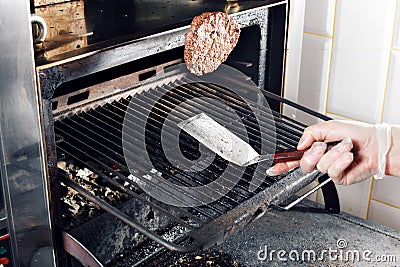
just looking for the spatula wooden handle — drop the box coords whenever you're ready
[272,141,341,164]
[272,150,306,163]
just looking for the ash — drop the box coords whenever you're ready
[148,248,243,267]
[58,159,131,230]
[107,224,191,266]
[60,158,194,264]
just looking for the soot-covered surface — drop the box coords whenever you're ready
[139,200,400,267]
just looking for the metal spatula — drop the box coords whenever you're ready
[177,113,305,167]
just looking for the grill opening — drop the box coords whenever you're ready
[139,70,157,81]
[66,91,90,105]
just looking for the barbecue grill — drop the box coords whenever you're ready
[4,1,392,266]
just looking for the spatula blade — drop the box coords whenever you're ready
[177,113,259,167]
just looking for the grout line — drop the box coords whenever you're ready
[323,0,338,115]
[379,0,399,123]
[370,197,400,211]
[392,47,400,52]
[391,0,400,51]
[379,50,392,123]
[325,112,366,122]
[330,0,338,39]
[303,32,333,39]
[365,178,375,219]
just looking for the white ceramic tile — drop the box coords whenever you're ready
[392,0,400,49]
[382,50,400,124]
[372,176,400,208]
[304,0,336,37]
[368,200,400,230]
[327,49,390,123]
[334,0,396,50]
[297,34,332,125]
[329,0,395,123]
[317,178,371,219]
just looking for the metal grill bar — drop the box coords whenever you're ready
[58,81,279,200]
[58,117,240,216]
[57,145,201,229]
[96,93,277,210]
[99,104,255,204]
[108,94,275,186]
[56,127,220,221]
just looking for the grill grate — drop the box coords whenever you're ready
[55,74,328,255]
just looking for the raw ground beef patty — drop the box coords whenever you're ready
[184,12,241,76]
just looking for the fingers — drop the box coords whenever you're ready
[266,160,300,176]
[297,132,317,150]
[297,125,328,150]
[299,142,327,172]
[327,152,354,184]
[312,138,354,183]
[266,142,327,176]
[298,138,354,183]
[316,138,353,173]
[266,137,355,183]
[297,121,347,150]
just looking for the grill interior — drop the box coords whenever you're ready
[52,63,328,265]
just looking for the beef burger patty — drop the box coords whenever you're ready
[184,12,240,76]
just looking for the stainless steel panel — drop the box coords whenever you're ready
[0,1,56,266]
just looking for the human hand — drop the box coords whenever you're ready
[267,120,392,185]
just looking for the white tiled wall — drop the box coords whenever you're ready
[334,0,396,50]
[372,176,400,207]
[303,0,336,36]
[295,0,400,230]
[393,1,400,49]
[328,50,390,122]
[297,34,331,125]
[368,200,400,230]
[382,50,400,124]
[327,0,396,122]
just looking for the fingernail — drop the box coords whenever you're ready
[339,152,353,164]
[336,137,353,152]
[266,167,278,176]
[310,142,327,154]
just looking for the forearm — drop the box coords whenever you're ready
[385,125,400,177]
